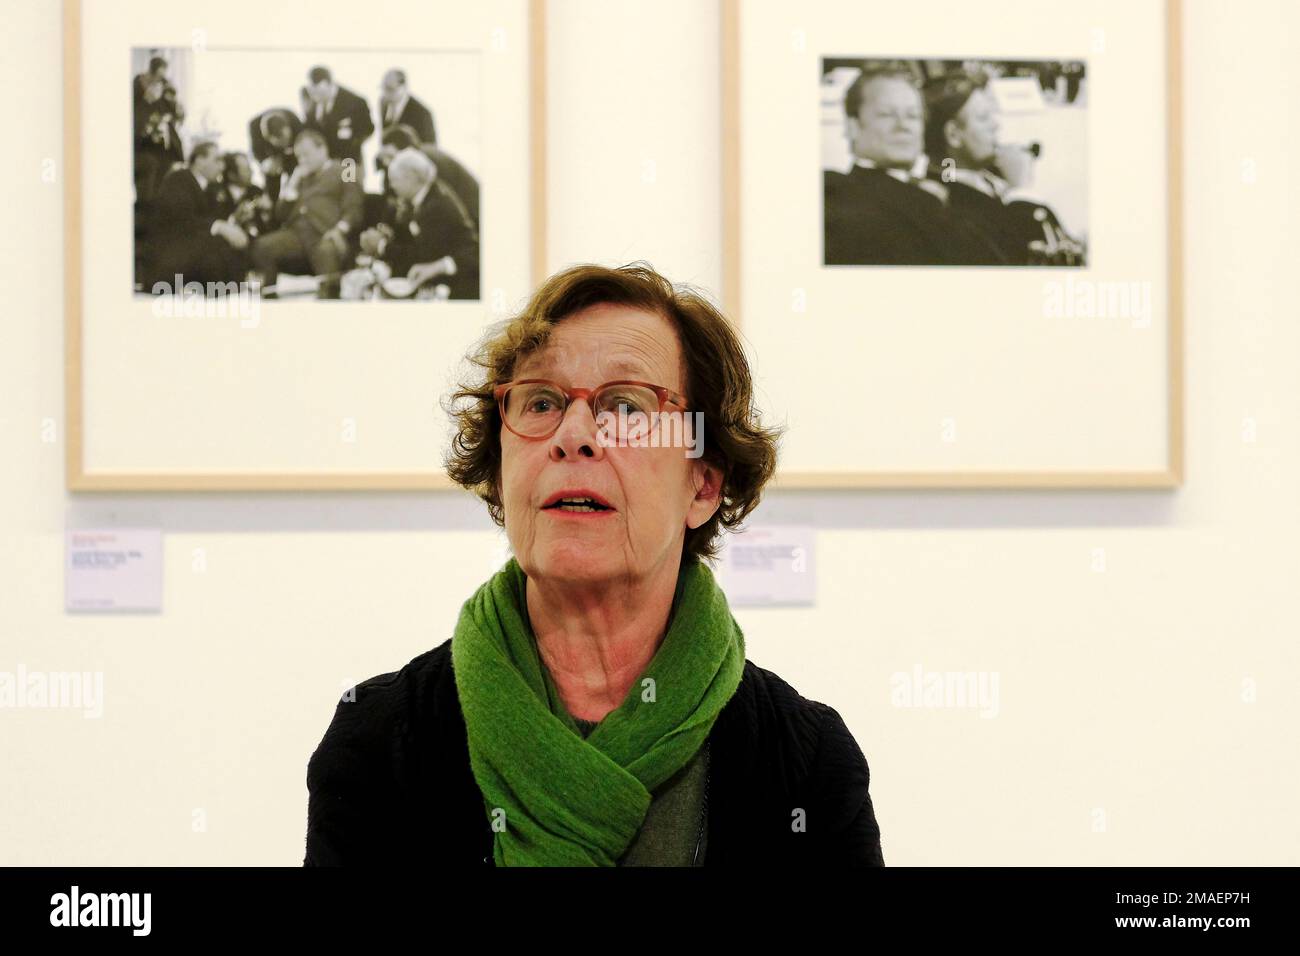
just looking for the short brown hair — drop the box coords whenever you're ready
[442,261,783,563]
[843,62,921,121]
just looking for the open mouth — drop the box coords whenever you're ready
[542,497,614,514]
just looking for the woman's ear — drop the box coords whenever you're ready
[685,460,723,530]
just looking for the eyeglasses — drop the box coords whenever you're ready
[493,379,690,440]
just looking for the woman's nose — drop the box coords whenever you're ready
[548,399,605,461]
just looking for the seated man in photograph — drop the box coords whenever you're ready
[213,152,275,244]
[250,128,363,299]
[376,124,480,230]
[358,147,479,300]
[248,107,302,203]
[823,64,1005,266]
[146,140,248,292]
[922,72,1086,266]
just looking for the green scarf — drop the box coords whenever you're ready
[451,552,746,866]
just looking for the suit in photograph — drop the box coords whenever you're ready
[132,74,185,202]
[422,145,479,231]
[379,94,436,145]
[381,179,480,300]
[251,160,364,298]
[933,173,1087,267]
[146,167,245,289]
[212,182,275,242]
[248,107,303,202]
[823,164,1007,266]
[303,85,374,166]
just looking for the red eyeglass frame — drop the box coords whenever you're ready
[492,379,690,439]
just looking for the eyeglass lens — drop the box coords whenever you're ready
[503,382,660,436]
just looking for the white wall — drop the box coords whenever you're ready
[2,0,1297,864]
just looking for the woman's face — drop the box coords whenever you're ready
[498,303,721,587]
[949,88,1000,166]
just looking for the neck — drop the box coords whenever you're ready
[525,556,682,722]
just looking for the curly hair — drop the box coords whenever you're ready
[442,261,784,564]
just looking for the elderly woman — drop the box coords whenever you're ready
[304,262,884,866]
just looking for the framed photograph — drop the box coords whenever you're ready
[64,0,546,490]
[722,0,1183,488]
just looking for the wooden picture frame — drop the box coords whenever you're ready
[722,0,1183,489]
[64,0,546,490]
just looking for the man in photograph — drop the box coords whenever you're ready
[377,124,479,231]
[214,152,275,242]
[146,140,248,290]
[922,72,1085,266]
[133,55,185,204]
[301,66,374,169]
[358,147,479,300]
[250,128,364,299]
[377,69,436,146]
[249,107,302,203]
[823,65,1005,266]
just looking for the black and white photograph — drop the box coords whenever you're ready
[821,57,1088,267]
[132,46,482,301]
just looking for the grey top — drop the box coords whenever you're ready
[571,716,709,866]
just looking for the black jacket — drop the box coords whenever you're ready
[248,107,302,202]
[932,175,1087,267]
[379,94,436,145]
[381,180,480,300]
[304,638,885,866]
[146,167,243,287]
[303,84,375,166]
[823,164,1007,266]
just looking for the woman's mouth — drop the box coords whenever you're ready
[542,497,614,515]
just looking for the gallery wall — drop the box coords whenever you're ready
[2,0,1297,864]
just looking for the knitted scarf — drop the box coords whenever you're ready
[451,552,746,866]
